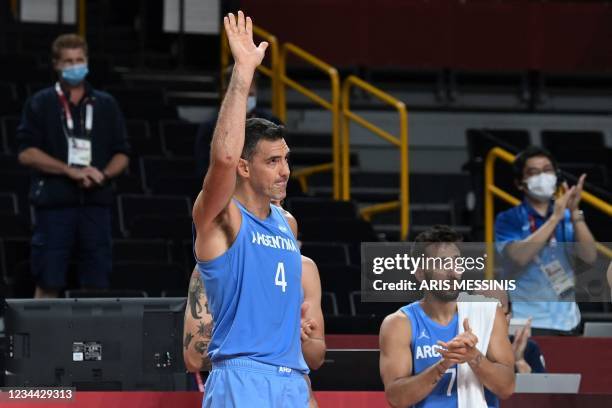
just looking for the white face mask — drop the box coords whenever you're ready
[247,96,257,112]
[525,173,557,202]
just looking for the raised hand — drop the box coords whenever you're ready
[553,184,575,221]
[567,174,586,212]
[512,318,532,362]
[437,318,480,364]
[224,11,268,71]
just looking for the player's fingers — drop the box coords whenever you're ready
[223,16,230,33]
[437,340,449,349]
[228,13,237,32]
[237,10,245,33]
[246,16,253,35]
[258,41,269,53]
[463,318,471,333]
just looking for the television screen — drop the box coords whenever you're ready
[4,298,189,391]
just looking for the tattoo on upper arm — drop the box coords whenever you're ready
[197,321,213,338]
[184,332,194,350]
[194,341,208,355]
[188,273,204,320]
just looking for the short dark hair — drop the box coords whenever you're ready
[411,225,463,257]
[242,118,286,160]
[51,33,88,61]
[512,146,558,180]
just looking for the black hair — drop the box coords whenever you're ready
[241,117,286,160]
[512,146,558,181]
[411,225,463,257]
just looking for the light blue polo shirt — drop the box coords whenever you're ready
[495,200,580,331]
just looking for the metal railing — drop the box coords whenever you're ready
[220,25,281,116]
[484,146,612,279]
[278,43,341,199]
[341,75,410,240]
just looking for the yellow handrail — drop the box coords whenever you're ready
[279,42,341,200]
[484,146,612,278]
[10,0,17,18]
[220,25,280,116]
[341,75,410,240]
[78,0,86,38]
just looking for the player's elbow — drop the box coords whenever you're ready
[309,353,325,371]
[17,148,34,167]
[183,351,202,373]
[384,384,407,408]
[385,391,404,408]
[497,378,515,400]
[210,151,240,169]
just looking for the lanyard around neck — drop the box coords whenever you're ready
[55,82,93,136]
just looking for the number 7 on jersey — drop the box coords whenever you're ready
[275,262,287,292]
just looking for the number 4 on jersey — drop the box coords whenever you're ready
[275,262,287,292]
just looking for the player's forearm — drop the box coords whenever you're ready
[506,216,561,268]
[467,352,515,399]
[102,153,129,179]
[385,361,448,408]
[302,338,326,370]
[18,147,70,176]
[209,64,253,170]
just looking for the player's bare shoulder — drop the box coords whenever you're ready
[380,309,412,343]
[281,207,298,238]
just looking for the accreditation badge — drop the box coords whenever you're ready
[68,137,92,167]
[540,259,574,297]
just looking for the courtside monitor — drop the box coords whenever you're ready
[4,298,189,390]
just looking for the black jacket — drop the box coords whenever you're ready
[17,82,130,208]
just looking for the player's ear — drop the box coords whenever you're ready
[415,268,425,283]
[237,158,250,178]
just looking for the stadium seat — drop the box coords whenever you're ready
[0,192,18,215]
[1,115,20,153]
[125,119,160,156]
[159,120,199,157]
[140,156,199,197]
[117,194,191,239]
[301,242,351,266]
[349,291,405,318]
[286,197,358,220]
[318,264,361,315]
[322,291,339,316]
[112,238,173,264]
[299,218,378,243]
[110,261,186,297]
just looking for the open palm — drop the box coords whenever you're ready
[224,11,268,69]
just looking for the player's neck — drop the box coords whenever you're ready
[59,80,86,105]
[525,196,550,217]
[420,296,457,326]
[233,189,271,220]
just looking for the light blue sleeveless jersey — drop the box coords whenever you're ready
[194,200,308,373]
[401,302,498,408]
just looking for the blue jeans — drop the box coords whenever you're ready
[31,206,112,290]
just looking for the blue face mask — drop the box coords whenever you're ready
[61,63,89,86]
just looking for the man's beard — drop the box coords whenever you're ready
[429,278,461,302]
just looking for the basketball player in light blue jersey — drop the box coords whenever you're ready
[191,10,323,407]
[379,226,515,408]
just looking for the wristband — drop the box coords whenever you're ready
[571,210,585,223]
